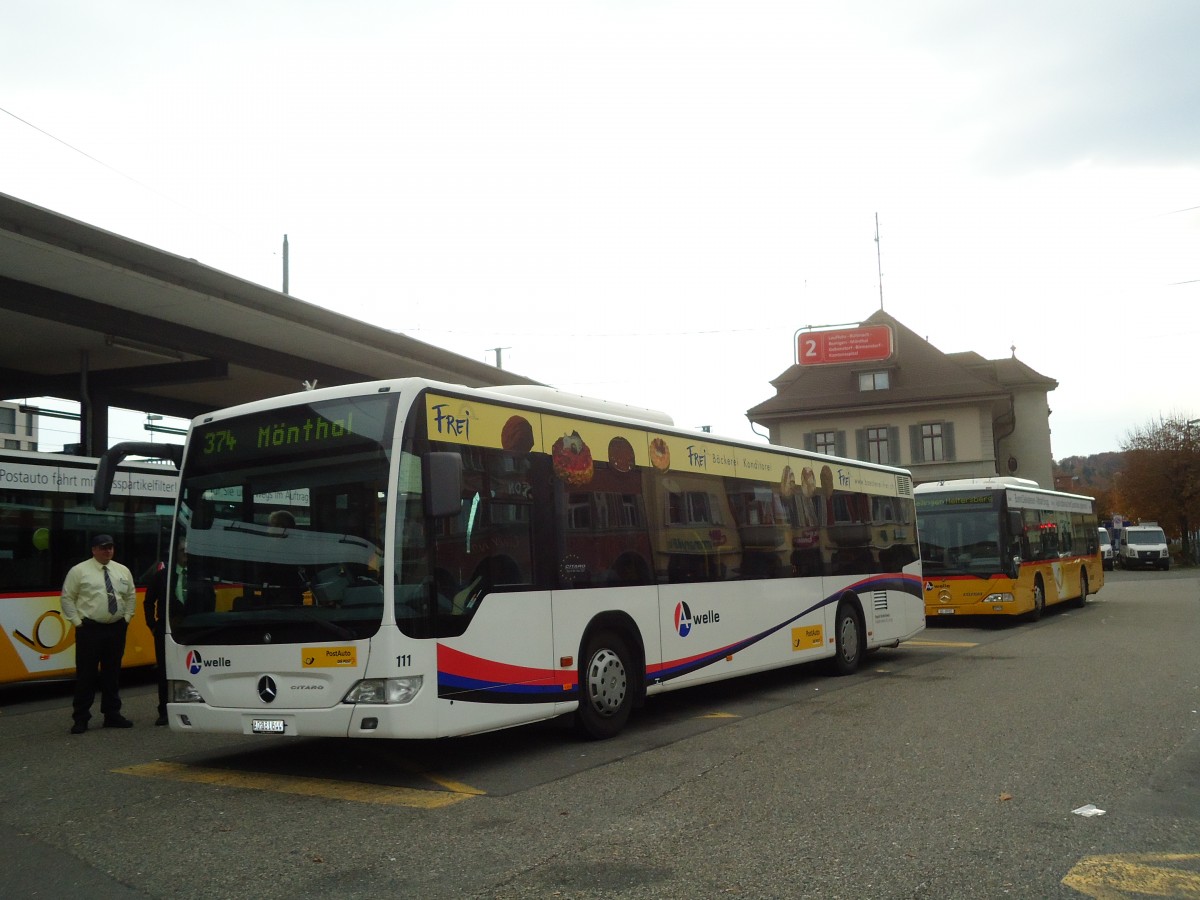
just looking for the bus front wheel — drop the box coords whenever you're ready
[576,630,633,740]
[828,600,863,676]
[1029,577,1046,621]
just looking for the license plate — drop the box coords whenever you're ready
[936,608,956,615]
[252,718,286,734]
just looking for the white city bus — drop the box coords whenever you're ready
[96,379,925,740]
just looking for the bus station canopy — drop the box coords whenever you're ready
[0,193,538,453]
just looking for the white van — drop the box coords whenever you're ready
[1117,523,1170,571]
[1097,528,1113,570]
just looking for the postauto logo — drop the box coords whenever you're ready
[185,649,231,674]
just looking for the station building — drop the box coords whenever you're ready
[747,309,1058,488]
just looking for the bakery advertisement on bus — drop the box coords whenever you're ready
[426,393,904,499]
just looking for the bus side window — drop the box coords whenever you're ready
[428,446,534,613]
[1006,511,1025,560]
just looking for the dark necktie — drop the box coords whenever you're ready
[103,566,118,614]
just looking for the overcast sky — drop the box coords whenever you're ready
[4,1,1198,459]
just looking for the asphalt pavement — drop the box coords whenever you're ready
[2,567,1198,898]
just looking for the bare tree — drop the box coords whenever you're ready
[1118,414,1200,562]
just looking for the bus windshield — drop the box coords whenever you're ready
[917,492,1003,576]
[170,395,396,645]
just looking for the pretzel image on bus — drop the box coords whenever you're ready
[95,379,924,741]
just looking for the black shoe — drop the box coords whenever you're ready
[102,716,134,728]
[155,714,168,726]
[70,721,88,735]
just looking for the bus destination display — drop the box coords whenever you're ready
[193,396,395,469]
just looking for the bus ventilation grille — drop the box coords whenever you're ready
[897,475,913,497]
[873,591,889,612]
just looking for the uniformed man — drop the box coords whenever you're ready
[61,534,136,734]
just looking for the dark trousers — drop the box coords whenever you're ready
[153,627,168,717]
[72,619,128,723]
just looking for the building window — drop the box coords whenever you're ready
[866,427,890,464]
[804,431,846,456]
[0,407,14,433]
[4,439,19,450]
[909,422,955,463]
[858,371,890,391]
[921,423,944,461]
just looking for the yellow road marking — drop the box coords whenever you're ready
[394,759,485,796]
[1062,853,1200,898]
[906,639,980,648]
[116,760,483,809]
[699,712,740,719]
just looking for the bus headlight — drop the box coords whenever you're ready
[170,680,205,703]
[344,676,423,705]
[983,592,1015,603]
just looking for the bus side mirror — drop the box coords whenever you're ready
[423,452,464,518]
[1009,555,1022,578]
[93,441,183,510]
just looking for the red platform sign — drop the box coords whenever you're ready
[797,325,893,366]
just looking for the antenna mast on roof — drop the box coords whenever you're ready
[874,212,884,310]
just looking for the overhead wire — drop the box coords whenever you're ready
[0,104,283,267]
[1,104,165,198]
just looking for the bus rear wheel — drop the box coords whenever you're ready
[1074,571,1089,609]
[576,630,633,740]
[828,600,863,676]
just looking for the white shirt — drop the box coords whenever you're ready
[60,558,136,626]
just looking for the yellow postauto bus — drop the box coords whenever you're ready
[916,477,1102,620]
[0,448,176,684]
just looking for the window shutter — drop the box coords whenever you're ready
[888,426,900,465]
[943,422,956,461]
[909,425,923,463]
[835,431,847,457]
[855,428,866,460]
[802,433,815,452]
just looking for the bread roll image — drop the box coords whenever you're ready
[608,436,635,473]
[501,415,535,454]
[649,437,670,472]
